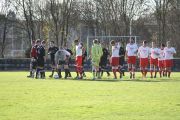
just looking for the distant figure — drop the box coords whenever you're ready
[81,43,87,77]
[74,39,83,79]
[36,40,46,79]
[158,43,165,78]
[126,39,138,79]
[150,41,159,78]
[55,47,71,79]
[27,40,37,78]
[64,44,73,78]
[164,41,176,78]
[119,43,125,78]
[110,40,121,79]
[99,43,110,77]
[91,39,103,80]
[48,41,59,78]
[138,40,150,79]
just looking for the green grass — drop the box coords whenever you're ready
[0,72,180,120]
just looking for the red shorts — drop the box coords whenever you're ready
[76,56,82,67]
[150,57,158,66]
[164,60,173,68]
[140,58,149,68]
[127,56,136,64]
[158,60,164,68]
[110,57,119,66]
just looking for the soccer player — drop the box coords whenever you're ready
[158,43,165,78]
[81,43,87,77]
[119,42,126,78]
[48,41,59,78]
[74,39,83,79]
[91,39,103,80]
[27,40,37,78]
[110,40,120,79]
[126,39,138,79]
[36,40,46,79]
[99,43,110,77]
[150,41,159,78]
[164,41,176,78]
[55,47,71,79]
[64,44,73,78]
[138,40,150,78]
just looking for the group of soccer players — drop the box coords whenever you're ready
[27,38,176,80]
[126,39,176,79]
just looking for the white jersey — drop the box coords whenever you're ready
[126,43,138,56]
[164,47,176,60]
[138,46,150,58]
[150,48,159,59]
[112,44,120,57]
[158,49,164,61]
[76,43,82,57]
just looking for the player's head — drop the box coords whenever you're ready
[129,38,134,44]
[74,39,79,45]
[50,41,55,47]
[110,40,115,46]
[93,39,98,45]
[80,42,84,47]
[97,40,101,44]
[142,40,147,47]
[101,42,106,47]
[41,40,46,47]
[31,40,36,46]
[160,43,165,49]
[167,41,171,48]
[36,39,41,46]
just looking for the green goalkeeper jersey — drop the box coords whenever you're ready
[91,44,103,60]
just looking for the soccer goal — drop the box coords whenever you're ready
[86,36,141,57]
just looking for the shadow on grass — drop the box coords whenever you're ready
[45,77,180,83]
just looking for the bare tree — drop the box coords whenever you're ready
[0,1,11,58]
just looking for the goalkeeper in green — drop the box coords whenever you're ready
[91,39,103,79]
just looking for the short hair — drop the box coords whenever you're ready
[143,40,147,44]
[36,39,41,44]
[41,40,46,44]
[31,40,35,44]
[93,39,98,44]
[161,43,165,47]
[50,41,55,44]
[80,42,83,46]
[97,39,101,44]
[110,40,115,45]
[74,39,79,43]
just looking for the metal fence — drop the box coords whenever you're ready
[0,58,180,71]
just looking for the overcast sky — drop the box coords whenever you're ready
[0,0,155,16]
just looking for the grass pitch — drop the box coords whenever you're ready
[0,72,180,120]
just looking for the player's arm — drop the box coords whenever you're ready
[134,44,138,54]
[148,47,151,57]
[125,45,128,60]
[65,50,71,57]
[117,42,120,49]
[42,48,46,62]
[137,47,140,58]
[54,51,59,66]
[48,48,51,55]
[173,48,176,54]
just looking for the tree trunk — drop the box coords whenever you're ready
[1,18,8,58]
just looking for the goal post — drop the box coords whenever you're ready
[86,36,141,57]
